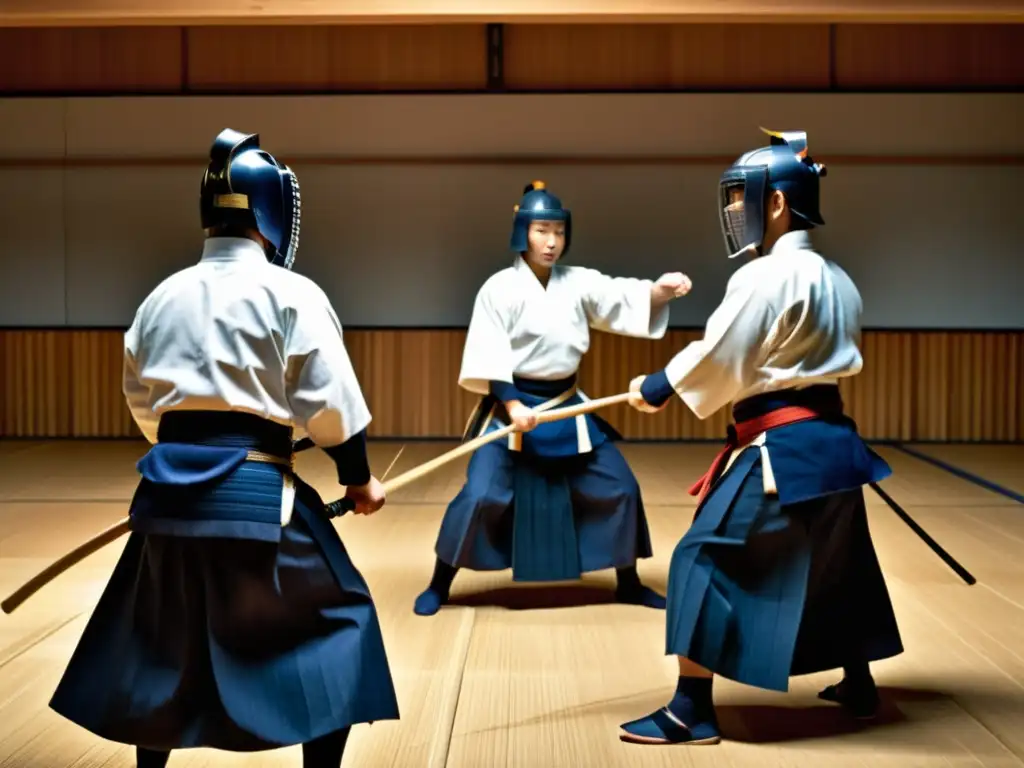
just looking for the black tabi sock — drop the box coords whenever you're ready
[136,748,170,768]
[615,565,642,591]
[668,675,715,724]
[843,659,874,688]
[820,658,879,718]
[302,727,351,768]
[429,558,458,595]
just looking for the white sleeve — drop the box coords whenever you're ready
[284,287,372,447]
[577,268,670,339]
[457,281,515,396]
[663,282,775,420]
[122,310,159,444]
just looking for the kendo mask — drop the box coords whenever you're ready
[509,181,573,259]
[719,128,827,259]
[200,128,301,270]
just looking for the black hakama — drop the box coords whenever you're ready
[49,412,400,754]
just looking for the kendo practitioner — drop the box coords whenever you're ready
[413,181,692,617]
[48,129,400,767]
[619,130,904,745]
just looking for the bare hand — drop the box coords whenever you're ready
[654,272,693,300]
[628,374,667,414]
[344,476,386,515]
[507,402,539,431]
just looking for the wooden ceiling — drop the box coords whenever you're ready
[2,0,1022,26]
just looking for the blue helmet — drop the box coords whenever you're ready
[200,129,301,270]
[509,181,572,257]
[719,128,827,258]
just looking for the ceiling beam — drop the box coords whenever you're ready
[2,0,1023,27]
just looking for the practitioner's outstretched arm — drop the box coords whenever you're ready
[628,275,774,419]
[579,267,691,340]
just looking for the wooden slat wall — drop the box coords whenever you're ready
[1,330,1021,442]
[1,24,1023,93]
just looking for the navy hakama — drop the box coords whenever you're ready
[620,386,904,746]
[435,375,653,582]
[49,412,400,754]
[663,387,903,692]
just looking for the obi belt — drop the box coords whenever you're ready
[129,410,298,543]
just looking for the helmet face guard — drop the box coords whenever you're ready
[718,128,827,259]
[719,164,768,259]
[200,128,301,270]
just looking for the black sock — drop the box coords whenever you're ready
[843,660,874,688]
[302,727,351,768]
[668,675,715,723]
[429,558,458,595]
[136,748,170,768]
[615,565,642,591]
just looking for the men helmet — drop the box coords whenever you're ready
[719,128,827,258]
[200,128,301,270]
[509,181,572,257]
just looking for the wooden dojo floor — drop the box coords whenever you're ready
[1,440,1023,768]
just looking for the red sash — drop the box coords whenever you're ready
[688,405,822,505]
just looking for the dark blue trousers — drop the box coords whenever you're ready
[434,439,654,581]
[50,444,399,752]
[665,447,903,692]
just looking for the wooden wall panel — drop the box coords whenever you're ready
[341,329,480,438]
[185,25,489,91]
[0,331,73,437]
[0,27,184,93]
[499,24,675,91]
[665,24,832,90]
[68,330,138,437]
[502,24,832,91]
[1,24,1020,94]
[834,24,1024,89]
[502,25,676,90]
[2,330,1021,443]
